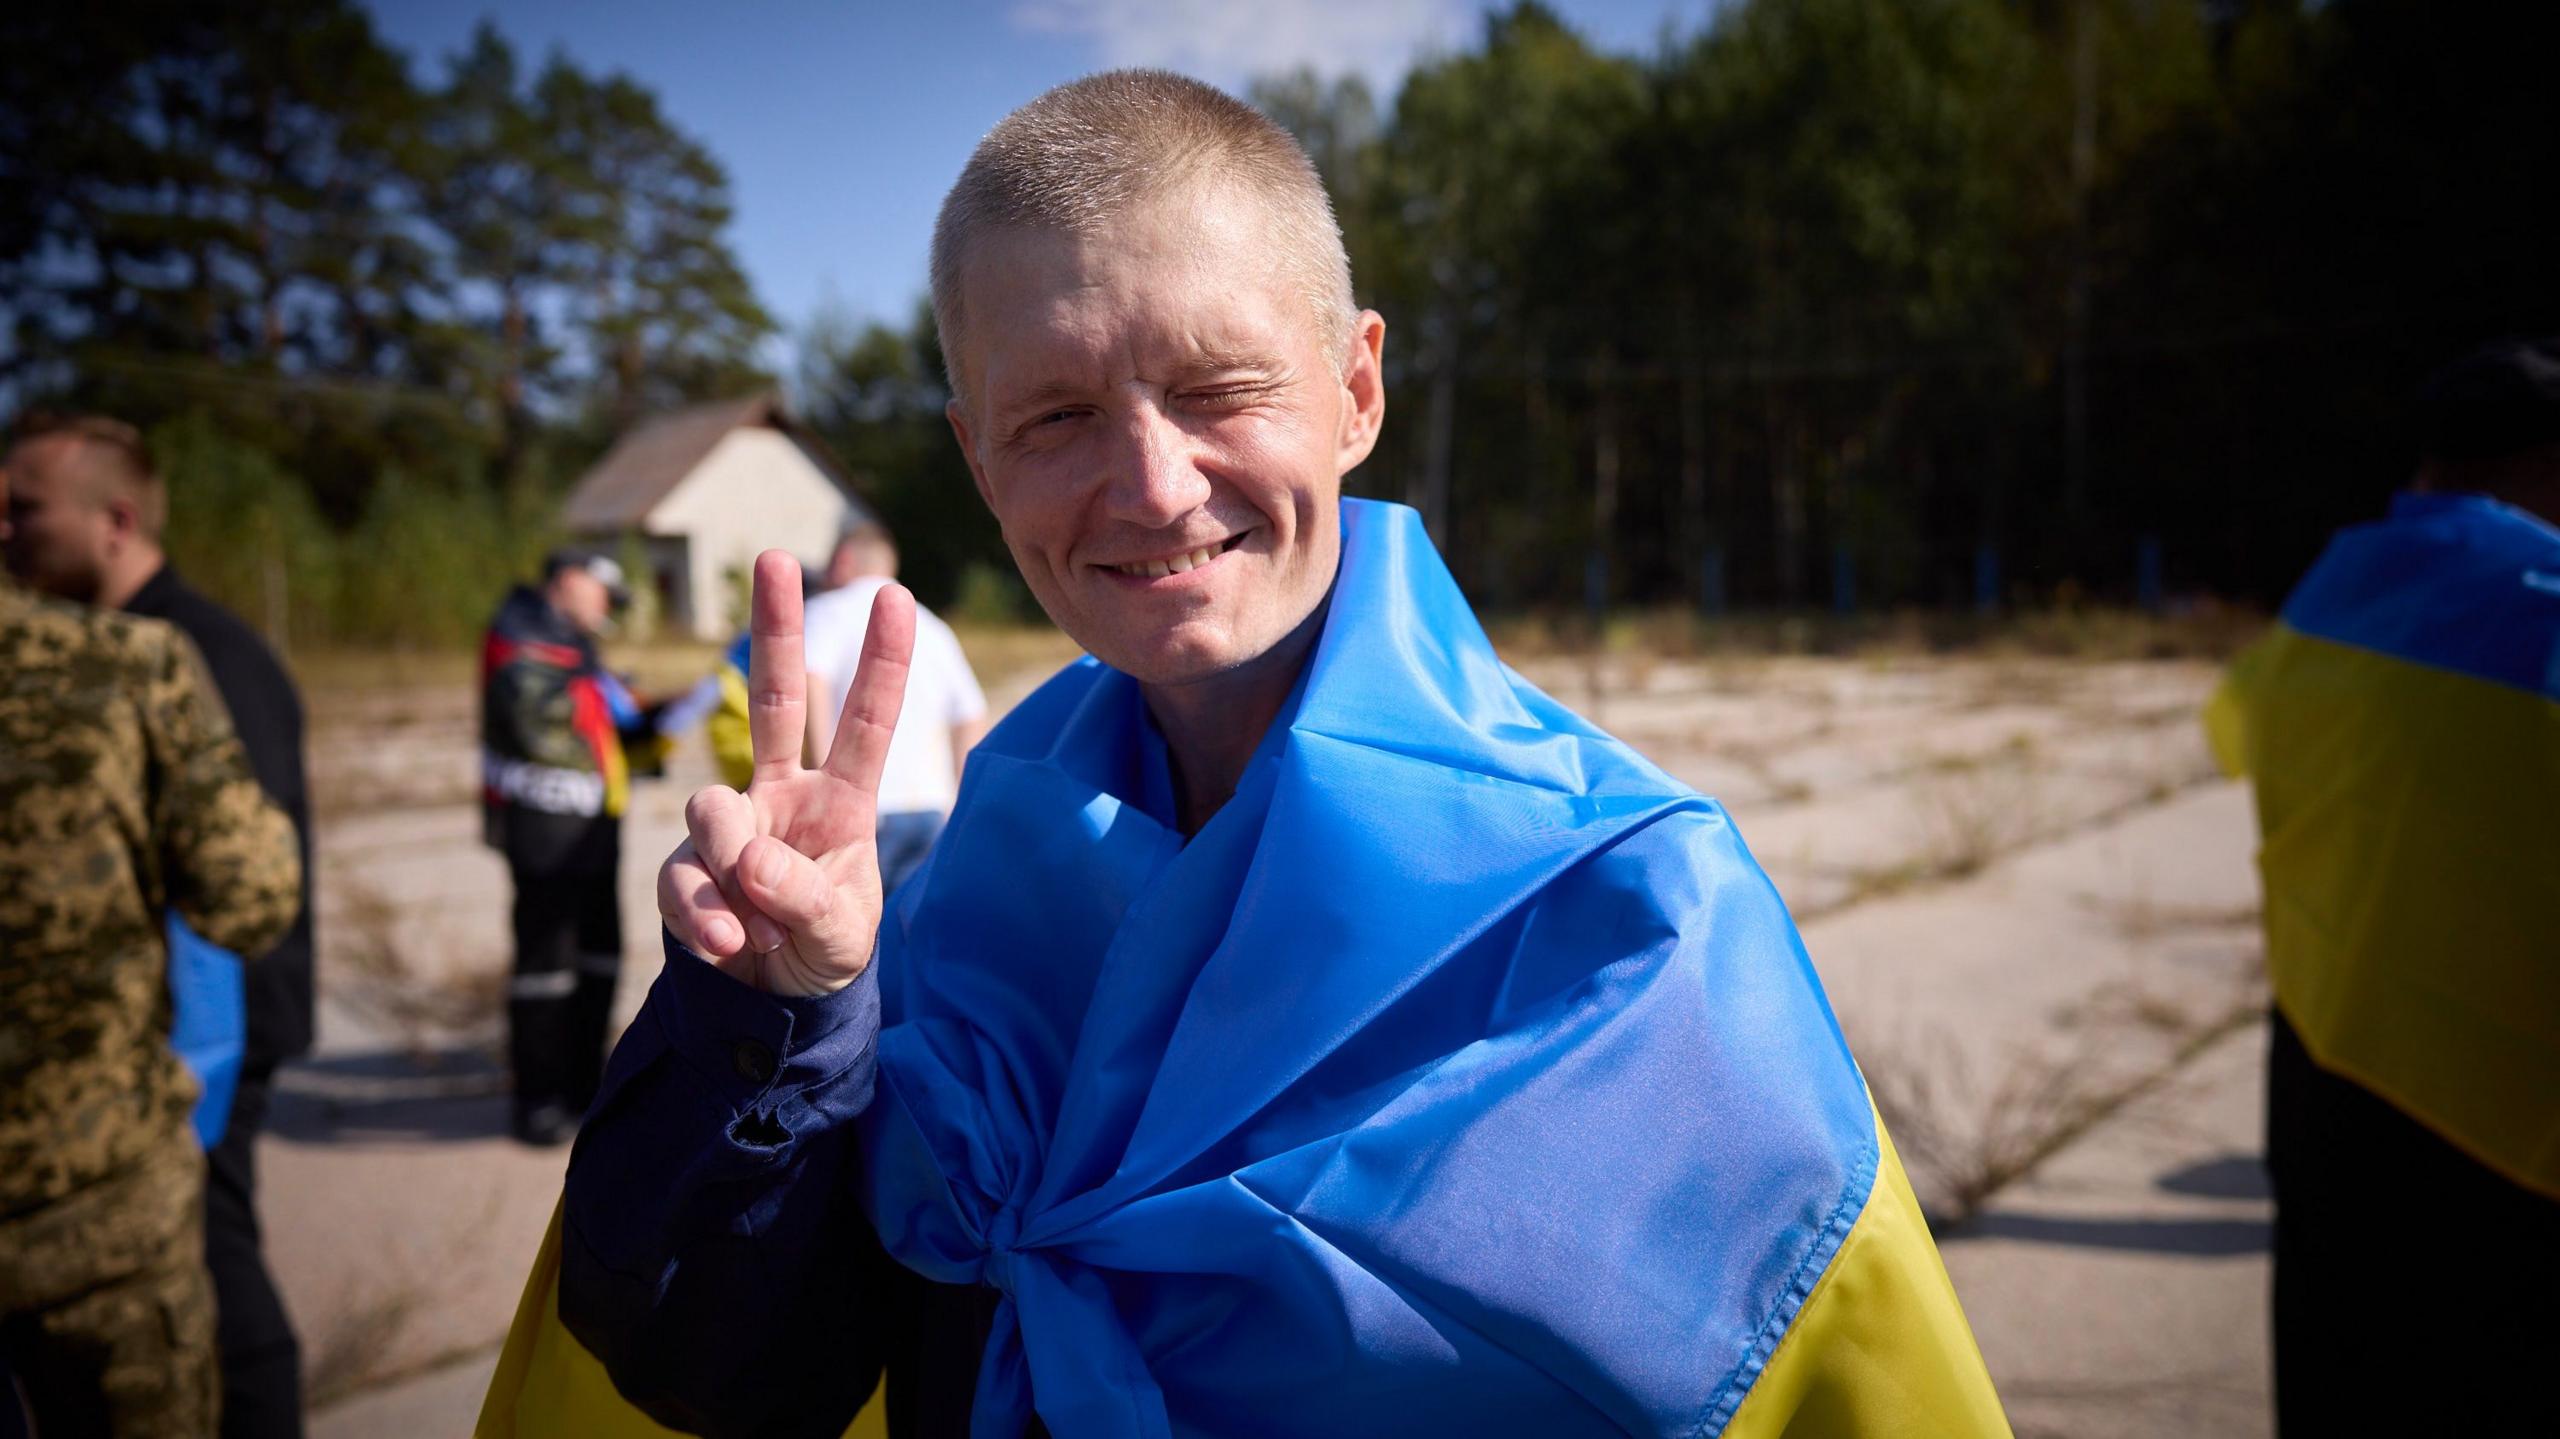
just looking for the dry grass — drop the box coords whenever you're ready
[947,619,1088,690]
[302,1190,509,1411]
[301,1274,428,1410]
[328,877,507,1058]
[1859,984,2265,1228]
[2090,890,2263,944]
[1485,604,2264,665]
[1903,736,2048,883]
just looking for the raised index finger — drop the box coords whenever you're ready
[821,582,916,791]
[747,550,809,783]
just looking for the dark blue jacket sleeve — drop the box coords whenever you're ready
[560,930,905,1439]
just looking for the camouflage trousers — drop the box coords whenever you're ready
[0,1136,217,1437]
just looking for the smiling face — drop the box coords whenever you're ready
[945,184,1383,691]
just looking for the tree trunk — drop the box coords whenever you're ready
[1417,300,1456,548]
[1771,394,1808,608]
[1590,347,1620,613]
[1679,353,1708,602]
[2063,0,2098,531]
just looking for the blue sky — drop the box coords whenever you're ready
[360,0,1726,367]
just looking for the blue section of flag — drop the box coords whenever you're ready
[857,500,1875,1438]
[596,669,645,727]
[167,915,245,1149]
[2281,491,2560,699]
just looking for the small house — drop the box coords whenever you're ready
[561,394,871,639]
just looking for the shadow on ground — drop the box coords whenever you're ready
[2154,1152,2271,1202]
[1947,1212,2270,1257]
[269,1048,514,1144]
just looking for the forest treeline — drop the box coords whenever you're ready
[4,1,2553,647]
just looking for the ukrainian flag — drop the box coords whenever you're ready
[2207,490,2560,1198]
[480,501,2005,1437]
[475,1201,890,1438]
[705,631,756,792]
[478,1121,1991,1437]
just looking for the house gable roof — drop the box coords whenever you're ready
[560,393,860,533]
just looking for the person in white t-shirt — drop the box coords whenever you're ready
[800,521,989,893]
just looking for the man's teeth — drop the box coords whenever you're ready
[1116,544,1222,579]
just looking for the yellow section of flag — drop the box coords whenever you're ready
[2211,625,2560,1197]
[475,1199,887,1439]
[1725,1109,2011,1438]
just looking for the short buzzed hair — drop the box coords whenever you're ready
[837,516,896,552]
[9,412,166,537]
[928,69,1356,406]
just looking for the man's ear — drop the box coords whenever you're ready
[1334,310,1387,475]
[947,399,997,511]
[101,494,143,546]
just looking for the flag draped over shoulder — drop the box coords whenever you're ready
[860,500,2001,1437]
[479,498,2003,1438]
[2207,491,2560,1198]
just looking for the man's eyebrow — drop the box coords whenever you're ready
[1182,343,1287,376]
[996,348,1288,420]
[1001,380,1090,415]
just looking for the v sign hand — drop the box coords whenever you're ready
[657,550,915,996]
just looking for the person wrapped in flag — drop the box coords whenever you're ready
[480,71,2006,1439]
[2205,339,2560,1437]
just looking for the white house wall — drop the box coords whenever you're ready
[646,428,863,639]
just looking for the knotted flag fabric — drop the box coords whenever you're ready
[2207,490,2560,1197]
[481,499,2004,1437]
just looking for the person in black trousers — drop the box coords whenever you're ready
[4,413,314,1439]
[480,550,664,1146]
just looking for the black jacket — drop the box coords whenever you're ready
[480,584,633,875]
[124,562,315,1071]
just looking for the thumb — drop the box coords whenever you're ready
[735,834,874,992]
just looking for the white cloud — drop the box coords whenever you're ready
[1010,0,1473,96]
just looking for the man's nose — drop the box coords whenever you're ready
[1098,400,1210,527]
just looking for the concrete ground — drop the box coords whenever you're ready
[285,647,2271,1436]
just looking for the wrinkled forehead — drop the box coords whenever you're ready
[958,191,1317,404]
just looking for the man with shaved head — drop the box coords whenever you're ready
[502,71,2007,1439]
[7,415,315,1439]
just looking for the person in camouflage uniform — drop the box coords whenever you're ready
[0,469,300,1435]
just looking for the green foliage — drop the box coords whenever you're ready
[145,412,556,651]
[1274,0,2556,610]
[10,0,2553,651]
[948,562,1032,629]
[796,300,1007,611]
[335,463,554,649]
[152,414,342,649]
[1,2,770,528]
